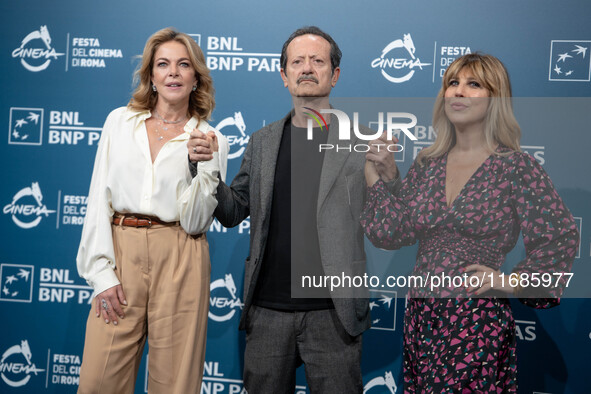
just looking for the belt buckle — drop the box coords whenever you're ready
[137,217,152,228]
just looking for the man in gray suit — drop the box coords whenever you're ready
[189,26,398,394]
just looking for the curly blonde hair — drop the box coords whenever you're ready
[128,28,215,121]
[417,53,520,165]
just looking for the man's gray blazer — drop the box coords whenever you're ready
[214,111,370,337]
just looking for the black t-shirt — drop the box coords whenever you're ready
[253,119,334,310]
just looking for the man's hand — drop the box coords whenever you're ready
[188,129,213,162]
[365,160,380,187]
[206,131,219,153]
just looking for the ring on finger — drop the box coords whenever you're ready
[101,298,108,312]
[193,147,197,153]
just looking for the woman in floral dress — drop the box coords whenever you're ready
[361,53,579,392]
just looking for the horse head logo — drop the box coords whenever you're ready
[31,182,43,206]
[233,112,246,133]
[20,340,32,364]
[363,370,397,393]
[224,274,237,299]
[20,26,52,49]
[383,371,397,393]
[381,33,415,59]
[402,34,415,56]
[39,26,51,48]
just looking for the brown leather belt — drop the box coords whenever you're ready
[112,214,178,228]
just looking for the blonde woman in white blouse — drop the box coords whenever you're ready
[76,28,227,394]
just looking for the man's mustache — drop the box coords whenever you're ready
[297,75,319,84]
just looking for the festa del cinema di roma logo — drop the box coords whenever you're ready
[208,274,243,322]
[12,26,64,72]
[3,182,55,229]
[0,340,45,388]
[371,33,431,83]
[214,112,250,160]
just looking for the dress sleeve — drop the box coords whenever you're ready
[76,110,119,297]
[178,131,229,234]
[360,159,423,250]
[509,153,579,308]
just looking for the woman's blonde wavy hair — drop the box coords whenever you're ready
[128,28,215,121]
[417,53,520,165]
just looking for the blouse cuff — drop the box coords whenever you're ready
[89,266,120,298]
[197,152,220,174]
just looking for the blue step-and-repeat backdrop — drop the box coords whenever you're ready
[1,1,590,393]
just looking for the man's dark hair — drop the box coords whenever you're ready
[280,26,342,73]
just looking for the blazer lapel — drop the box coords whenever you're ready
[259,113,289,220]
[317,113,349,215]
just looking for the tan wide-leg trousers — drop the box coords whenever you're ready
[78,223,210,394]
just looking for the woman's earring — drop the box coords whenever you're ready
[152,84,157,92]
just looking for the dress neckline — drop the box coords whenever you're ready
[442,145,501,210]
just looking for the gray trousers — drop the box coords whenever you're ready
[243,305,363,394]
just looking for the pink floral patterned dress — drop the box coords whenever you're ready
[361,146,579,392]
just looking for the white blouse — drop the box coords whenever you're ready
[76,107,228,296]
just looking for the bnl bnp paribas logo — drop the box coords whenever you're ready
[8,108,43,145]
[0,340,45,388]
[12,26,64,72]
[3,182,56,229]
[369,290,397,331]
[0,264,34,303]
[549,40,591,82]
[372,33,431,83]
